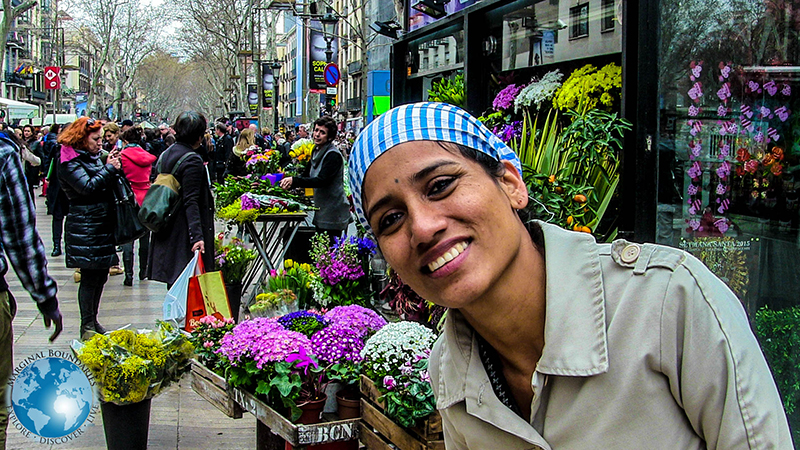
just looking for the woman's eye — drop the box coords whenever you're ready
[378,212,403,233]
[428,177,455,196]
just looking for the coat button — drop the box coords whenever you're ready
[620,244,641,263]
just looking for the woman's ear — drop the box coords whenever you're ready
[498,160,529,210]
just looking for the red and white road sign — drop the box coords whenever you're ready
[44,66,61,90]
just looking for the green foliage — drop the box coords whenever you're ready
[754,306,800,416]
[427,74,465,108]
[514,108,630,241]
[378,358,436,429]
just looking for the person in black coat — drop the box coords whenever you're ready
[43,123,68,256]
[147,111,215,286]
[57,117,122,339]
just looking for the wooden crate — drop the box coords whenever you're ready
[190,359,243,419]
[233,387,360,449]
[359,375,444,450]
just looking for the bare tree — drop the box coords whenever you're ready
[0,0,38,77]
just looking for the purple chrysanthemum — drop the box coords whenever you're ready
[492,84,523,111]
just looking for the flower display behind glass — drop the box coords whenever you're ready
[72,322,194,405]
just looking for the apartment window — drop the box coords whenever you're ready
[570,3,589,39]
[601,0,615,32]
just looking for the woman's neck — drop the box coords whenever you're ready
[460,225,547,374]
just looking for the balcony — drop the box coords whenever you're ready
[345,97,362,112]
[5,72,26,87]
[347,61,362,75]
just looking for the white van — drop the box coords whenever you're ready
[19,113,78,127]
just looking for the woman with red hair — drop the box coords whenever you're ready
[57,117,122,340]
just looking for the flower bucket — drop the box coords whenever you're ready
[324,382,343,413]
[101,399,152,450]
[225,282,243,322]
[298,394,327,425]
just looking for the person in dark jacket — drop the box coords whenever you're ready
[224,127,252,178]
[213,122,234,183]
[279,116,350,237]
[57,117,122,340]
[22,125,43,201]
[43,123,68,256]
[147,111,215,286]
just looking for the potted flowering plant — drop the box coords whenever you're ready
[245,149,282,175]
[250,289,298,318]
[267,259,314,309]
[361,321,437,428]
[72,322,194,449]
[188,315,235,374]
[309,234,377,308]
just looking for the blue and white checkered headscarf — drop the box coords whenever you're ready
[349,102,521,233]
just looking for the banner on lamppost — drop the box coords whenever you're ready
[261,63,274,109]
[308,20,338,94]
[247,84,258,115]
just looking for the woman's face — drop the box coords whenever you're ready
[84,130,103,154]
[104,130,118,145]
[362,141,529,309]
[313,125,330,146]
[22,127,32,139]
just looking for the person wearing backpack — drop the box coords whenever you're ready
[146,111,215,287]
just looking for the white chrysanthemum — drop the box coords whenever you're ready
[361,321,435,370]
[515,70,563,113]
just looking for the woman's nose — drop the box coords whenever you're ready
[408,202,447,250]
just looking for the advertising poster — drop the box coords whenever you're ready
[308,20,338,94]
[247,84,259,115]
[261,63,274,109]
[679,236,761,316]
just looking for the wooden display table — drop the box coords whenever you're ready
[359,375,444,450]
[189,359,243,419]
[233,387,360,450]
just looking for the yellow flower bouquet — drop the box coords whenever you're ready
[72,322,194,405]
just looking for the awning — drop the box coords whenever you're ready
[138,120,156,129]
[0,97,38,119]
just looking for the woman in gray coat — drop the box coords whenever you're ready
[147,111,215,286]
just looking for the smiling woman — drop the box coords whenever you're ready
[348,102,792,449]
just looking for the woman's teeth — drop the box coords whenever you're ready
[427,242,468,273]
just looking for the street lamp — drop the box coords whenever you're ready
[320,12,338,116]
[270,61,282,133]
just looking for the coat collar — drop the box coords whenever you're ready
[435,220,609,408]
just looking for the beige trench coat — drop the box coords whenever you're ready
[429,221,792,449]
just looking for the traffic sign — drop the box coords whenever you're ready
[44,66,61,90]
[326,87,337,95]
[323,63,340,87]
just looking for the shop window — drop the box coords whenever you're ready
[570,3,589,40]
[601,0,615,32]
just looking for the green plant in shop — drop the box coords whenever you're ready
[512,108,630,241]
[754,305,800,417]
[427,74,465,108]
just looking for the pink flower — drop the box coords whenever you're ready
[203,341,214,348]
[383,375,396,391]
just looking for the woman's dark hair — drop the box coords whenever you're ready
[172,111,207,145]
[49,123,60,134]
[313,116,337,141]
[437,141,505,178]
[143,128,158,141]
[121,126,143,145]
[22,125,34,136]
[164,134,176,146]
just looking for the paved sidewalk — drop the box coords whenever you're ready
[5,196,256,450]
